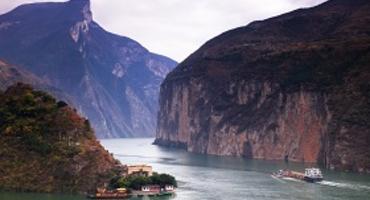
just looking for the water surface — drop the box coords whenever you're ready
[1,138,370,200]
[101,138,370,200]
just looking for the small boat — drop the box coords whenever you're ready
[272,168,323,183]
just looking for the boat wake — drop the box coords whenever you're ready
[271,175,285,183]
[281,177,304,183]
[271,175,370,192]
[318,181,370,191]
[270,175,305,183]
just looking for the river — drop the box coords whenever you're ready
[1,138,370,200]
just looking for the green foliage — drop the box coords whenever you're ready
[0,83,119,193]
[0,83,87,158]
[155,173,177,187]
[127,176,152,190]
[109,176,122,189]
[22,132,51,155]
[110,173,177,190]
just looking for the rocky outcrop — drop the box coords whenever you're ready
[0,83,123,193]
[0,0,177,138]
[155,0,370,173]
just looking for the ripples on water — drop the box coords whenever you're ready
[100,138,370,200]
[1,138,369,200]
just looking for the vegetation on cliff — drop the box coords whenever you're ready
[0,83,122,193]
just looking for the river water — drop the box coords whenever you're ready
[1,138,370,200]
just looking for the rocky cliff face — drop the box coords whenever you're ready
[155,0,370,173]
[0,0,177,138]
[0,83,122,193]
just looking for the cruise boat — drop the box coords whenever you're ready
[303,168,324,182]
[272,168,323,183]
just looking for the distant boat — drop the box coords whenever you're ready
[272,168,324,183]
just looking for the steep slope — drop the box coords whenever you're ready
[0,59,74,104]
[0,0,177,138]
[0,83,122,193]
[0,60,42,90]
[155,0,370,173]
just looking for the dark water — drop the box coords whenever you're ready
[2,138,370,200]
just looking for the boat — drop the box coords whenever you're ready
[272,168,323,183]
[303,168,324,183]
[87,188,129,199]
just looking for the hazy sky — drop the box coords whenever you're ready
[0,0,326,62]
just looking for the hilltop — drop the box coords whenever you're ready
[0,83,122,193]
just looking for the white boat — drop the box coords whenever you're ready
[303,168,324,183]
[272,168,323,183]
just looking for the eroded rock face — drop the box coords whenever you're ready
[156,80,330,163]
[155,0,370,173]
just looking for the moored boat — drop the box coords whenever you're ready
[87,188,128,199]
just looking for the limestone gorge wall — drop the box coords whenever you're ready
[155,0,370,173]
[156,79,331,163]
[156,71,370,173]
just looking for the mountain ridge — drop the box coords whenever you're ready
[0,0,177,138]
[155,0,370,173]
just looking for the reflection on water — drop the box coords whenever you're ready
[0,192,84,200]
[129,194,176,200]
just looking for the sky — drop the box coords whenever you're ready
[0,0,326,62]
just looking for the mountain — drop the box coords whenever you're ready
[0,59,42,90]
[0,59,75,104]
[0,83,122,193]
[0,0,177,138]
[155,0,370,173]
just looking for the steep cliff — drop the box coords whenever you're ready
[0,83,122,193]
[155,0,370,173]
[0,0,177,138]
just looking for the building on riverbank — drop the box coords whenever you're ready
[164,185,175,192]
[141,185,160,192]
[129,184,175,197]
[123,164,153,177]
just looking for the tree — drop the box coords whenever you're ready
[158,173,177,187]
[57,101,68,108]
